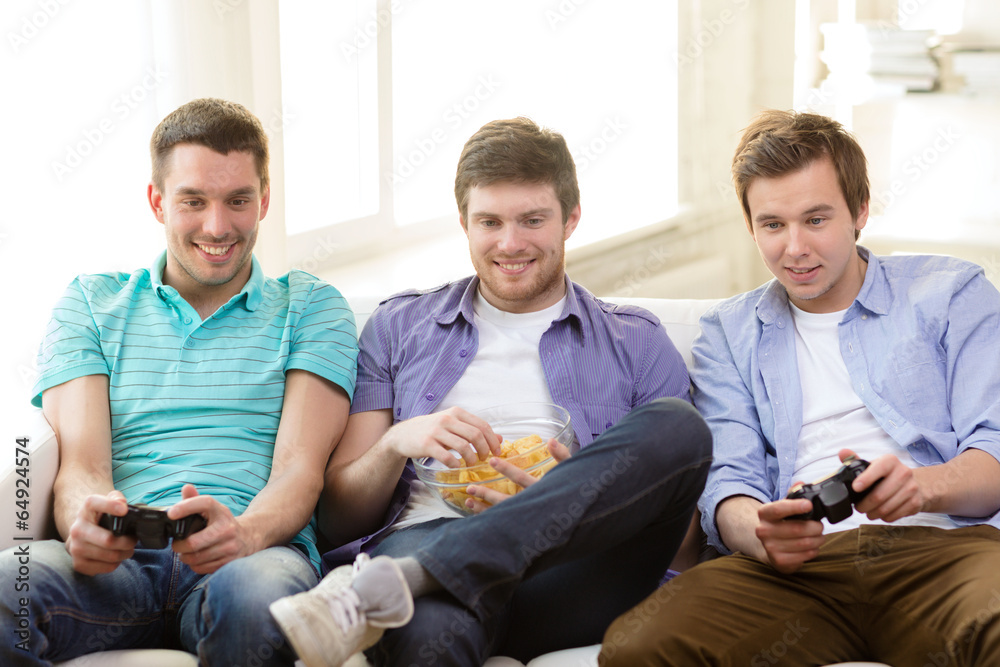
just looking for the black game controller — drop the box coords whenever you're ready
[99,503,207,549]
[785,456,879,523]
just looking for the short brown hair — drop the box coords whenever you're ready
[455,117,580,224]
[732,110,869,235]
[150,98,269,192]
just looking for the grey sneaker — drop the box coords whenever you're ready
[270,554,414,667]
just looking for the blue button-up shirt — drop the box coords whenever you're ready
[323,274,689,570]
[693,248,1000,552]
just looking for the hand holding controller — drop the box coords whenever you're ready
[785,455,880,523]
[98,503,207,549]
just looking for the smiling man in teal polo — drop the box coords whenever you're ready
[0,98,357,667]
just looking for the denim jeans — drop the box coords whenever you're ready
[366,397,713,666]
[0,541,317,666]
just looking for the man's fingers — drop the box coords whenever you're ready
[464,495,493,514]
[168,493,215,521]
[106,489,128,504]
[83,493,128,519]
[547,438,571,462]
[447,419,499,464]
[465,483,511,508]
[488,456,537,487]
[448,408,503,456]
[759,498,814,523]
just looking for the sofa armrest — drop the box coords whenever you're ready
[2,408,60,549]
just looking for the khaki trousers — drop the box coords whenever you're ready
[600,524,1000,666]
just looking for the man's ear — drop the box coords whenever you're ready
[259,185,271,221]
[148,182,166,224]
[459,215,469,235]
[563,204,581,241]
[854,199,869,235]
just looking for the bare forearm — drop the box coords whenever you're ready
[53,465,114,540]
[716,495,768,561]
[915,448,1000,518]
[44,374,115,541]
[238,465,325,550]
[319,441,408,547]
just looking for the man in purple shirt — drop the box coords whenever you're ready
[270,117,713,667]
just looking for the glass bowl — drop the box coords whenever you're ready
[413,402,574,515]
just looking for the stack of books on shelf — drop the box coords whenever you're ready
[865,24,938,92]
[947,47,1000,95]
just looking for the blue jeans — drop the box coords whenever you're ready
[366,397,713,666]
[0,541,317,666]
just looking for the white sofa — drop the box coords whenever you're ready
[1,296,888,667]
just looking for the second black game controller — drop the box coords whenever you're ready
[99,503,207,549]
[785,455,879,523]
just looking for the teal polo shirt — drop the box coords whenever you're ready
[32,252,358,567]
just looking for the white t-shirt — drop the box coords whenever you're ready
[392,290,565,531]
[790,302,956,532]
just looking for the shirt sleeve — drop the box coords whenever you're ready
[31,278,110,407]
[286,278,359,399]
[691,306,774,553]
[942,272,1000,517]
[350,303,396,414]
[634,320,691,406]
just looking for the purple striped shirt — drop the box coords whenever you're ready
[323,275,689,570]
[352,275,690,443]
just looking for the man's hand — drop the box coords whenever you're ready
[169,484,254,574]
[381,407,503,467]
[755,498,825,574]
[464,438,571,513]
[66,490,137,576]
[845,448,925,522]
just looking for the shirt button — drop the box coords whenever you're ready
[861,314,868,320]
[396,408,402,416]
[183,317,192,324]
[459,349,467,357]
[605,422,613,429]
[425,393,434,401]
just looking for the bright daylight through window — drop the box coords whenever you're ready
[279,0,679,266]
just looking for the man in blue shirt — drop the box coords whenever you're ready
[0,98,358,666]
[600,110,1000,665]
[270,117,713,667]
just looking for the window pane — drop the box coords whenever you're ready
[280,0,380,234]
[391,1,678,246]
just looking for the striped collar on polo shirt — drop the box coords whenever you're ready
[147,250,265,312]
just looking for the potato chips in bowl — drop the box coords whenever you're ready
[414,402,574,515]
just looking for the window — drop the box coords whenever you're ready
[279,1,380,234]
[279,0,679,271]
